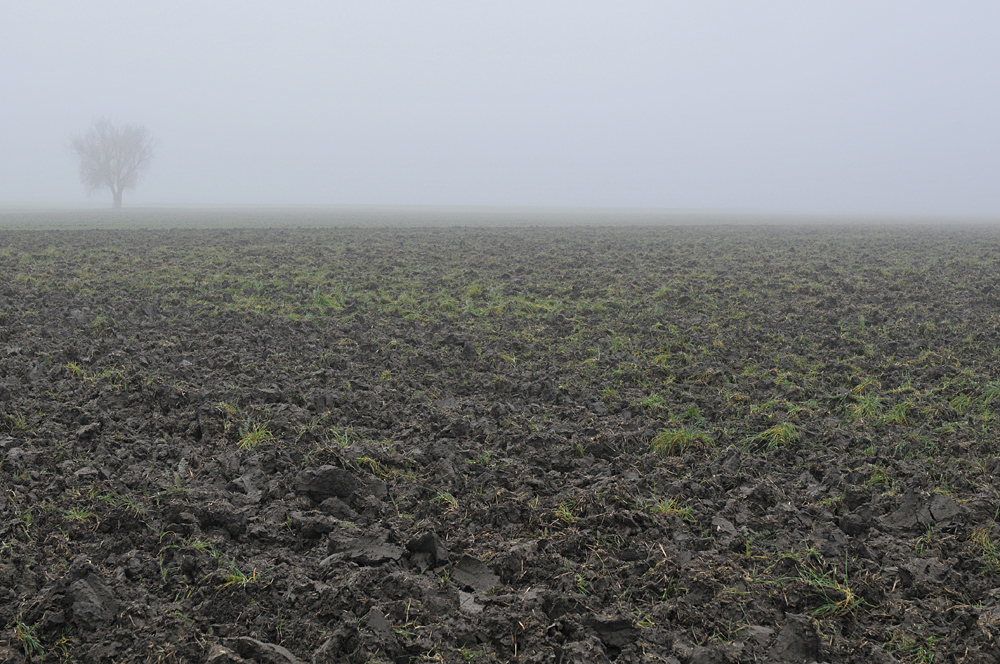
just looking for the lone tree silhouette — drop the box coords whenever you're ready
[71,118,155,209]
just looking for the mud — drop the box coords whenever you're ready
[2,224,1000,662]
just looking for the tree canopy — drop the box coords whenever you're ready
[70,118,155,208]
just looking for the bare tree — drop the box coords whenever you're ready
[70,118,155,209]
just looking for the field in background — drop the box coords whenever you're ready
[2,222,1000,662]
[3,205,995,231]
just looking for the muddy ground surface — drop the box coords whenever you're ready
[2,224,1000,663]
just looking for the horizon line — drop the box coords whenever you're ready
[2,202,1000,220]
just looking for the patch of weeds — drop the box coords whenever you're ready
[497,351,517,366]
[216,401,240,418]
[434,490,459,510]
[0,410,29,434]
[883,632,940,664]
[785,402,814,417]
[813,493,843,511]
[848,394,883,421]
[644,496,694,522]
[296,412,332,442]
[167,609,195,624]
[981,381,1000,410]
[739,529,775,558]
[63,508,97,523]
[465,451,494,466]
[650,428,712,456]
[13,506,34,539]
[893,434,937,459]
[774,544,823,568]
[159,536,262,591]
[796,563,866,618]
[639,393,667,409]
[880,401,913,426]
[632,611,655,628]
[238,421,273,450]
[436,568,453,586]
[852,375,880,394]
[865,465,891,489]
[749,399,782,415]
[459,646,491,661]
[51,629,72,662]
[659,577,688,600]
[745,422,799,451]
[465,281,485,299]
[94,490,145,518]
[274,615,288,641]
[554,501,578,524]
[769,547,867,618]
[950,394,974,415]
[13,617,45,658]
[969,527,1000,573]
[185,536,220,557]
[915,524,939,555]
[356,456,398,480]
[93,365,127,389]
[680,404,704,424]
[310,288,344,310]
[325,426,354,447]
[220,560,260,588]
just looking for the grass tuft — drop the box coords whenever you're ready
[745,422,799,451]
[650,428,712,456]
[238,422,273,450]
[13,618,44,658]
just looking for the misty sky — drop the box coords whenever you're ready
[2,2,999,214]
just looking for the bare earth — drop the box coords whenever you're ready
[2,222,1000,663]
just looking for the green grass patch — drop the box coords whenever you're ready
[650,428,712,456]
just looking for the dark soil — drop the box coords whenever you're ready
[2,223,1000,663]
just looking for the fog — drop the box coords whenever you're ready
[2,2,999,215]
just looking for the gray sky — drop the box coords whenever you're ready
[2,1,999,214]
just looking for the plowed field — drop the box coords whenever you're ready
[2,222,1000,663]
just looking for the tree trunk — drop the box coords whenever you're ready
[112,187,122,209]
